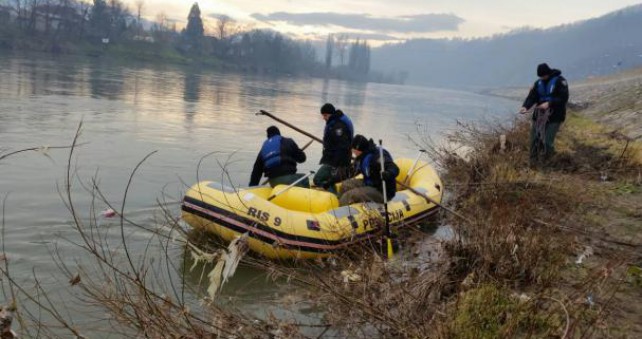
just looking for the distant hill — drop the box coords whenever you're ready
[372,4,642,88]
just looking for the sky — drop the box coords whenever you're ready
[130,0,642,42]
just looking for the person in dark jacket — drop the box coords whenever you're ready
[249,126,308,187]
[313,103,354,191]
[339,135,399,205]
[519,63,569,164]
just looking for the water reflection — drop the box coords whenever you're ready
[0,54,520,336]
[343,81,368,107]
[54,58,84,96]
[181,250,327,327]
[89,60,124,100]
[320,78,330,103]
[211,75,233,108]
[183,71,202,103]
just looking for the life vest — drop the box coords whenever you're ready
[359,148,386,186]
[259,135,283,170]
[325,113,354,140]
[537,76,559,103]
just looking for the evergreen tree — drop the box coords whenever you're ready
[184,2,204,39]
[89,0,110,38]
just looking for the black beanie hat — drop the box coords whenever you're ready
[266,126,280,138]
[351,134,369,152]
[320,103,336,115]
[537,63,552,77]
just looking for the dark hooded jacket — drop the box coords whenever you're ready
[352,140,400,199]
[249,136,306,186]
[522,69,569,123]
[320,111,354,167]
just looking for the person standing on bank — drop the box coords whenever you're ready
[249,126,308,187]
[339,135,400,205]
[519,63,569,165]
[313,103,354,192]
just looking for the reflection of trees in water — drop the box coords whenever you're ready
[183,101,197,126]
[210,73,241,108]
[343,81,368,108]
[213,79,225,107]
[55,59,84,94]
[183,71,202,103]
[24,58,55,96]
[318,79,367,109]
[321,78,329,103]
[183,72,204,127]
[89,60,124,100]
[13,58,96,97]
[238,75,285,111]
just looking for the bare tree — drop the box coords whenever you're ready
[334,33,348,66]
[215,14,232,40]
[27,0,41,33]
[152,11,170,43]
[135,0,143,35]
[135,0,143,21]
[155,11,167,30]
[11,0,25,30]
[76,0,91,38]
[325,34,334,70]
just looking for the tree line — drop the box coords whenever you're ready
[324,34,373,82]
[0,1,396,82]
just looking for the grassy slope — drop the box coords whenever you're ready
[436,71,642,337]
[287,79,641,337]
[486,65,642,139]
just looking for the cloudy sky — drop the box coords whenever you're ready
[130,0,642,41]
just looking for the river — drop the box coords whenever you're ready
[0,53,518,336]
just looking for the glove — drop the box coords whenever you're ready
[381,170,395,181]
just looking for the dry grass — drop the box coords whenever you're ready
[0,123,279,338]
[1,114,641,338]
[272,113,642,338]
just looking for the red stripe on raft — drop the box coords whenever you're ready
[184,201,438,251]
[185,201,377,250]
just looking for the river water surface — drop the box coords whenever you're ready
[0,54,518,335]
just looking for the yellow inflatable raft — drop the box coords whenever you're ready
[181,158,443,260]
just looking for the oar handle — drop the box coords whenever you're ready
[403,150,424,185]
[267,171,315,201]
[379,139,394,259]
[301,139,315,151]
[379,140,389,206]
[258,110,323,143]
[396,179,471,224]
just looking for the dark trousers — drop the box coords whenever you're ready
[313,164,349,192]
[530,121,561,162]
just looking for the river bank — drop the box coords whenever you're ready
[291,108,642,337]
[483,66,642,140]
[449,111,642,336]
[1,65,641,337]
[275,68,642,337]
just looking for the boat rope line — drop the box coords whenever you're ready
[182,196,438,253]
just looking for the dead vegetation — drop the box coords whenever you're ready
[434,115,641,337]
[1,112,641,338]
[268,112,642,338]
